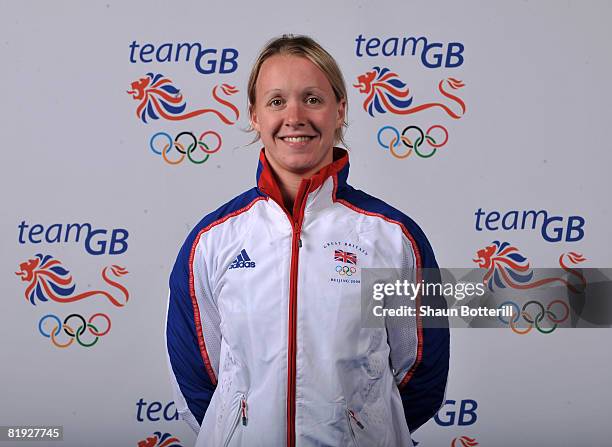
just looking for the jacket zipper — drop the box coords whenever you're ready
[286,179,310,447]
[241,395,248,426]
[223,394,247,447]
[346,408,365,446]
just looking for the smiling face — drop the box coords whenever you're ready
[250,54,346,179]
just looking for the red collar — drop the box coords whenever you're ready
[256,147,349,215]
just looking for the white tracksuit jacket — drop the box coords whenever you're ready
[166,148,449,447]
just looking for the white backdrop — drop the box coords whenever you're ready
[1,1,611,446]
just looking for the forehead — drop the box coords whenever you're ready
[256,54,333,94]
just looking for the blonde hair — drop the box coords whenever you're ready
[247,34,348,147]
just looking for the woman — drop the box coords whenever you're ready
[166,35,449,447]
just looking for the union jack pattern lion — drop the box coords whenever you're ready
[15,253,129,307]
[473,241,586,293]
[137,432,182,447]
[127,72,239,124]
[451,436,479,447]
[353,66,466,118]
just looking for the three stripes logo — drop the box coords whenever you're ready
[228,249,256,270]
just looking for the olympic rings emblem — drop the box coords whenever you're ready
[38,313,112,348]
[377,125,448,159]
[336,265,357,276]
[498,300,569,335]
[149,131,222,165]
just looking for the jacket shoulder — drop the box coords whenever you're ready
[335,184,438,268]
[171,188,265,279]
[188,188,263,240]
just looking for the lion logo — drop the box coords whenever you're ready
[353,66,466,118]
[451,436,479,447]
[473,241,586,293]
[137,432,182,447]
[15,253,129,307]
[127,72,239,124]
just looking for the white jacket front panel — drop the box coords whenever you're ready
[166,150,449,447]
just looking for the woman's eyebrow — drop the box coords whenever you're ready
[263,86,326,95]
[263,88,283,96]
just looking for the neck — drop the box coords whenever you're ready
[266,152,334,215]
[257,148,348,219]
[275,171,303,213]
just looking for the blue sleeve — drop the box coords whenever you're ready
[165,187,263,431]
[166,232,217,431]
[397,219,450,433]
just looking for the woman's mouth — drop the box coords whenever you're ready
[281,136,315,143]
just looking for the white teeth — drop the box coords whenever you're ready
[283,136,312,143]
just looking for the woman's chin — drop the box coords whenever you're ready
[281,155,327,176]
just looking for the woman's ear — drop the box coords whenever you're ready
[249,105,260,132]
[336,98,346,128]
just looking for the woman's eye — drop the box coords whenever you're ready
[269,99,283,107]
[306,97,320,104]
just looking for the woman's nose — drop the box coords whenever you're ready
[284,101,305,127]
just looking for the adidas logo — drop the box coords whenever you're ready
[228,249,256,269]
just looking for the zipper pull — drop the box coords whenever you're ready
[298,238,302,248]
[241,396,248,426]
[348,409,364,429]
